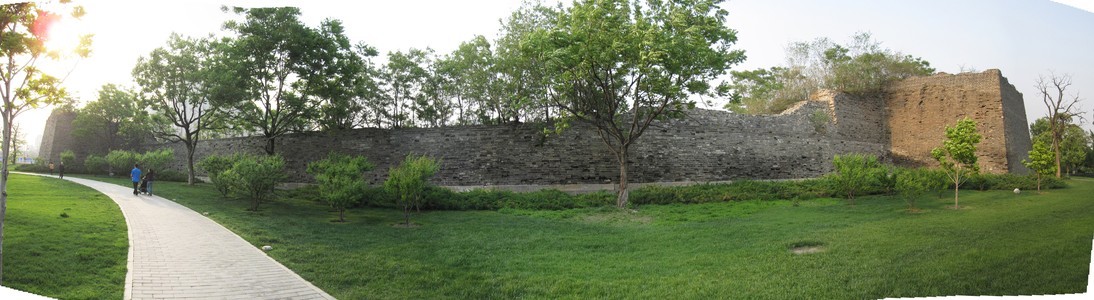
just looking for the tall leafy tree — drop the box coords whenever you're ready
[1035,72,1086,178]
[529,0,744,208]
[304,20,376,131]
[931,117,981,208]
[492,2,557,124]
[71,84,149,155]
[0,1,91,282]
[133,34,225,185]
[1030,116,1090,175]
[381,48,432,128]
[220,6,317,154]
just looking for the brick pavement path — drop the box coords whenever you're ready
[38,175,335,300]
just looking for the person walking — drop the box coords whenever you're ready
[59,162,65,179]
[131,164,142,196]
[49,161,55,176]
[144,169,155,196]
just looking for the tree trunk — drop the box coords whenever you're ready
[953,172,960,209]
[403,203,411,226]
[1037,173,1042,192]
[1,112,11,283]
[264,136,276,155]
[186,142,197,185]
[1054,137,1062,178]
[616,148,629,209]
[339,208,345,222]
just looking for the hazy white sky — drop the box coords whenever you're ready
[11,0,1094,154]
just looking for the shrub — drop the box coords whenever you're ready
[14,158,50,173]
[962,173,1065,191]
[60,150,77,172]
[137,148,175,174]
[220,154,286,211]
[105,150,136,176]
[830,154,887,205]
[384,154,439,226]
[306,153,375,222]
[895,168,945,210]
[199,154,238,197]
[83,155,109,176]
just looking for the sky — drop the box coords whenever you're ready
[10,0,1094,155]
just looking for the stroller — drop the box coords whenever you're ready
[138,177,151,195]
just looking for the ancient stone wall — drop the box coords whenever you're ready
[886,69,1031,174]
[40,69,1032,185]
[37,109,77,164]
[154,101,887,185]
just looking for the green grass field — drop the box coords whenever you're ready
[3,174,127,299]
[79,174,1094,299]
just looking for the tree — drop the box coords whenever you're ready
[1031,117,1090,175]
[830,154,885,205]
[220,7,323,154]
[137,148,174,174]
[133,34,226,185]
[931,117,981,208]
[529,0,744,208]
[71,84,150,155]
[384,154,439,226]
[895,168,944,211]
[303,21,376,131]
[306,152,374,222]
[1036,72,1086,178]
[220,154,286,211]
[1023,140,1055,192]
[1,2,92,280]
[6,124,24,163]
[381,48,432,128]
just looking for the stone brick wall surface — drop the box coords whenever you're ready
[886,69,1031,174]
[37,110,77,164]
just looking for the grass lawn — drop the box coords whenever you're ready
[78,174,1094,299]
[3,174,127,299]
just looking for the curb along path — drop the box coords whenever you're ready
[26,174,335,300]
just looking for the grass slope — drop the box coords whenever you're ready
[80,175,1094,299]
[3,174,127,299]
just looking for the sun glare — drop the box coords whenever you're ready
[44,17,86,54]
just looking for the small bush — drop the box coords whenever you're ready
[137,148,175,174]
[60,150,77,172]
[306,152,375,222]
[156,170,193,183]
[83,155,110,176]
[963,173,1065,191]
[895,168,946,210]
[220,154,286,211]
[199,154,239,197]
[830,153,887,205]
[106,150,136,176]
[384,154,440,226]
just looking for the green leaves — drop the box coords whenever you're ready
[306,153,375,222]
[384,154,440,225]
[931,117,982,207]
[219,154,287,211]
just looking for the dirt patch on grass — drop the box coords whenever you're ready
[789,241,826,255]
[791,246,825,254]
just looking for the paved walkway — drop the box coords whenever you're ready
[24,174,335,300]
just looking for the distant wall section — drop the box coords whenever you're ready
[886,69,1031,174]
[37,109,77,164]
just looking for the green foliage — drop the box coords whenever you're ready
[830,154,887,204]
[136,148,175,173]
[306,153,375,222]
[1024,140,1057,191]
[894,168,946,210]
[105,150,136,175]
[963,173,1066,191]
[199,154,238,197]
[83,154,109,175]
[220,154,287,211]
[529,0,745,208]
[931,117,981,207]
[59,150,76,169]
[384,154,440,225]
[729,33,934,114]
[71,84,152,155]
